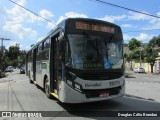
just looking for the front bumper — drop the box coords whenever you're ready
[59,76,125,103]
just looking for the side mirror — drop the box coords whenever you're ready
[58,31,64,41]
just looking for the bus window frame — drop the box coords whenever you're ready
[43,39,50,50]
[38,43,43,53]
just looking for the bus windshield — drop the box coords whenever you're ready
[65,33,123,70]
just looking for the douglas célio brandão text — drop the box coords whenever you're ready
[118,112,158,117]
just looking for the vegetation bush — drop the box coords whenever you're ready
[0,70,6,78]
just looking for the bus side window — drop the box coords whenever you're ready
[36,46,39,54]
[42,42,44,50]
[44,39,50,49]
[38,43,42,52]
[42,39,50,60]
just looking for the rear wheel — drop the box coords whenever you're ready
[44,78,51,98]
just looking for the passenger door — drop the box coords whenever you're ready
[36,44,42,86]
[50,33,62,94]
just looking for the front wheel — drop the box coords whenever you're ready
[44,78,51,99]
[30,80,33,84]
[28,72,33,84]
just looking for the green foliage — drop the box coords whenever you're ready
[128,38,141,51]
[124,35,159,72]
[131,48,140,59]
[18,50,26,67]
[148,35,160,47]
[0,51,3,70]
[0,70,5,78]
[1,44,26,70]
[124,38,142,62]
[124,53,132,62]
[143,44,158,73]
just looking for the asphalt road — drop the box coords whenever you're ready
[0,69,160,120]
[126,71,160,83]
[125,71,160,102]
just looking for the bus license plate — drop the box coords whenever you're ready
[99,92,109,97]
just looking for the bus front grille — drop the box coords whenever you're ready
[66,67,124,80]
[83,86,121,98]
[80,72,123,80]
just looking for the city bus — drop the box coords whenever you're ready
[26,18,125,103]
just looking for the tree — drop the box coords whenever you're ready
[0,43,26,76]
[7,44,20,67]
[0,43,26,72]
[144,46,158,73]
[18,50,26,67]
[148,35,160,47]
[125,38,142,69]
[144,36,160,73]
[8,44,20,60]
[128,38,141,51]
[0,51,4,70]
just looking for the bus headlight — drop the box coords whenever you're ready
[75,83,80,90]
[67,80,73,86]
[74,83,81,92]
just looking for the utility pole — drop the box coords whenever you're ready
[0,38,10,54]
[0,38,10,70]
[139,47,143,68]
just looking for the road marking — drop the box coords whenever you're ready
[124,95,157,102]
[126,80,160,84]
[12,80,29,83]
[0,80,13,83]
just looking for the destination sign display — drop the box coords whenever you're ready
[76,21,115,33]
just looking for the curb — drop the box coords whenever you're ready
[125,94,156,102]
[0,76,12,83]
[0,79,13,83]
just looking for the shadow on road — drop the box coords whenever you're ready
[55,96,160,117]
[56,100,122,117]
[125,73,136,78]
[59,99,121,111]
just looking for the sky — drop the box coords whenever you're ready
[0,0,160,50]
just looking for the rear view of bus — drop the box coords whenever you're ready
[59,18,125,103]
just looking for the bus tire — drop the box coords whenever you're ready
[44,78,51,99]
[28,71,33,84]
[30,80,33,84]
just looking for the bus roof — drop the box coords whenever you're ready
[66,18,120,27]
[27,18,121,53]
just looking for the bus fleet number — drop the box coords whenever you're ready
[109,81,120,87]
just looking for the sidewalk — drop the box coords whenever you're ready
[125,70,160,103]
[0,76,11,83]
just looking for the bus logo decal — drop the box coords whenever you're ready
[85,83,101,87]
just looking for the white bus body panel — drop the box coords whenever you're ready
[36,62,50,88]
[36,73,43,88]
[58,76,125,103]
[28,62,33,80]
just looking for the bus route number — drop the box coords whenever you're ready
[109,81,120,87]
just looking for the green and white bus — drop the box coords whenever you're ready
[26,18,125,103]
